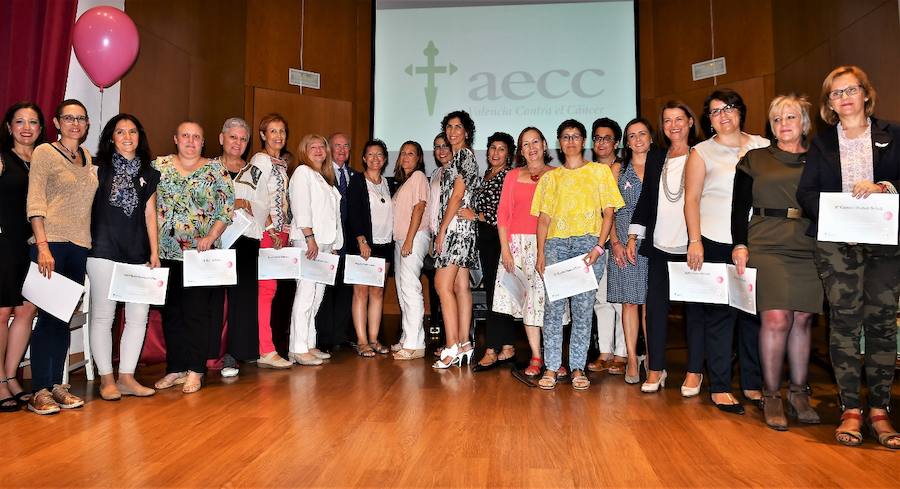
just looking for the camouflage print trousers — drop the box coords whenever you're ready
[814,241,900,410]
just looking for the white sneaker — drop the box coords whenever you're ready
[221,367,239,378]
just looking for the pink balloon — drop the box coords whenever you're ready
[72,7,139,89]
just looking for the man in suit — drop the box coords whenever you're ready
[315,133,355,351]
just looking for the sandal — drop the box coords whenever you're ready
[834,410,864,447]
[587,358,609,373]
[869,412,900,450]
[497,346,516,363]
[523,357,543,377]
[370,342,389,355]
[154,372,187,390]
[607,360,626,375]
[356,343,376,358]
[571,370,590,390]
[538,370,558,390]
[0,379,20,412]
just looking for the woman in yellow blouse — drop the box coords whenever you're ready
[532,119,624,390]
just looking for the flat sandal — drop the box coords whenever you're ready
[538,370,558,390]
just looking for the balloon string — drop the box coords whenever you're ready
[99,88,104,126]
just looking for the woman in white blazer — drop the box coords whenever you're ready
[288,133,343,366]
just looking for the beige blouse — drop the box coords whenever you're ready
[26,143,98,248]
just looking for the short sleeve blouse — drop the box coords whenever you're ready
[531,162,624,239]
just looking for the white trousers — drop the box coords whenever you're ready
[594,252,625,357]
[394,231,430,350]
[86,257,151,375]
[289,241,331,354]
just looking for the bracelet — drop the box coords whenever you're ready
[304,233,315,241]
[35,240,48,245]
[627,235,637,242]
[877,182,888,193]
[593,245,605,256]
[688,239,700,244]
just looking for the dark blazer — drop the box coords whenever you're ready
[796,117,900,237]
[334,163,355,251]
[345,172,398,254]
[627,146,667,257]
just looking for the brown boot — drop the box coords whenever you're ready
[762,390,788,431]
[787,384,821,424]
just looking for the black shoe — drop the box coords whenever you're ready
[472,361,498,373]
[713,398,745,415]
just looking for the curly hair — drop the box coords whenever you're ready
[486,131,515,168]
[440,110,475,148]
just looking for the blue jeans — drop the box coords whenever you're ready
[543,235,605,372]
[29,242,88,392]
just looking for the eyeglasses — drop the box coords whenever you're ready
[709,104,736,118]
[560,134,583,142]
[433,144,450,151]
[592,135,616,144]
[60,115,88,125]
[828,85,862,100]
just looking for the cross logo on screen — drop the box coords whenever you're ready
[405,41,457,116]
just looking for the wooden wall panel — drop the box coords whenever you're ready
[121,0,247,157]
[711,0,774,85]
[249,87,352,154]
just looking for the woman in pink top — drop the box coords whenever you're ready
[390,141,430,360]
[492,127,557,376]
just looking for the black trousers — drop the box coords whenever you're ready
[29,242,87,392]
[162,259,223,374]
[315,253,353,350]
[697,237,762,393]
[222,236,260,361]
[645,246,705,373]
[477,222,515,349]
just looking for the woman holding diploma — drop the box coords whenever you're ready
[154,121,234,394]
[797,66,900,449]
[390,141,430,360]
[684,89,768,414]
[491,127,557,376]
[532,119,624,390]
[459,132,516,372]
[346,139,395,357]
[250,114,292,369]
[0,102,44,411]
[26,99,98,414]
[627,101,705,396]
[731,95,823,430]
[432,111,481,369]
[86,114,160,401]
[288,134,343,366]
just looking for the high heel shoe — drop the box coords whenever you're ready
[432,344,459,369]
[681,373,703,398]
[641,370,667,393]
[456,342,474,367]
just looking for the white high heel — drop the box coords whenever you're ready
[681,373,703,397]
[641,369,667,393]
[432,344,459,369]
[456,341,474,367]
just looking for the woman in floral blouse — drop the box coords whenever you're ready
[153,121,234,394]
[458,132,517,372]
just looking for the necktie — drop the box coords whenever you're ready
[338,167,347,194]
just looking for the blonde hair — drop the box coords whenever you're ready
[295,134,335,185]
[819,65,877,126]
[768,94,812,136]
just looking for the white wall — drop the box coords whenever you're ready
[63,0,125,155]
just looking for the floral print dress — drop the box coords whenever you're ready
[153,155,234,260]
[434,147,481,269]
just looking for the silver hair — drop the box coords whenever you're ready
[221,117,250,134]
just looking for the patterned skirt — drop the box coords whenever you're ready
[433,218,479,269]
[491,234,568,327]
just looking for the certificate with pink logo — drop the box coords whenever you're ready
[300,252,340,286]
[108,262,170,305]
[667,262,729,304]
[258,247,303,280]
[344,255,386,287]
[726,265,757,315]
[818,192,898,245]
[183,249,237,287]
[543,254,599,302]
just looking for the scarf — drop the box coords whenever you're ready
[109,152,141,217]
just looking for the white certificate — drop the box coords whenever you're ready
[107,262,170,305]
[498,266,528,309]
[22,262,85,322]
[543,254,599,302]
[726,265,757,315]
[343,255,386,287]
[817,192,898,245]
[220,209,253,249]
[300,252,340,285]
[183,249,237,287]
[667,262,729,304]
[258,247,303,280]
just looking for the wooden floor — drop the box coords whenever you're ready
[3,319,898,489]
